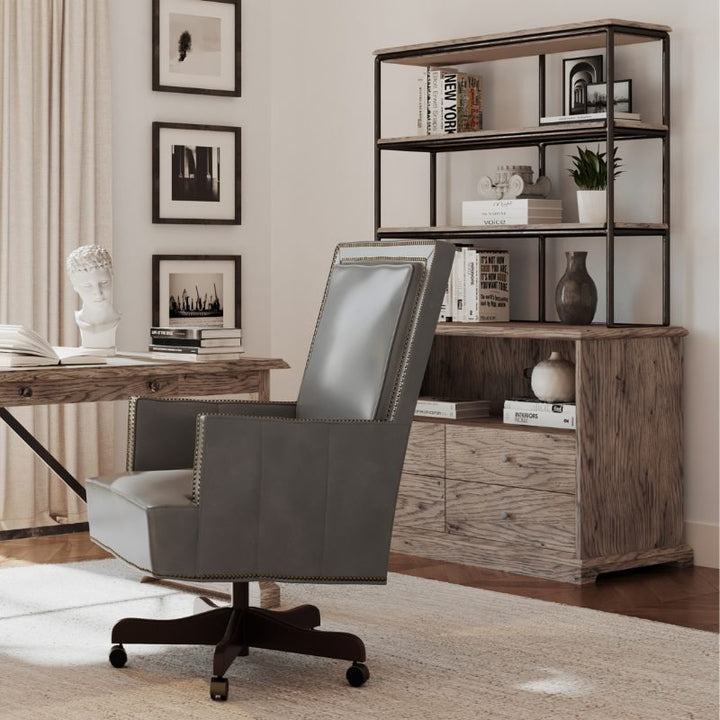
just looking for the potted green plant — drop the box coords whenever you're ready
[567,145,623,223]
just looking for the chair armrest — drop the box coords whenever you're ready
[128,397,297,471]
[191,414,411,581]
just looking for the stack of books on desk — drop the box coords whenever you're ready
[503,398,576,429]
[148,326,244,362]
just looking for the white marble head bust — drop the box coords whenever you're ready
[66,245,120,354]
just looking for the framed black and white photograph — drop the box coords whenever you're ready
[152,254,241,328]
[153,0,240,96]
[563,55,603,115]
[586,79,633,114]
[152,121,241,224]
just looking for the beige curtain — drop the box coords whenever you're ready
[0,0,114,530]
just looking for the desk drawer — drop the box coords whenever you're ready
[446,424,576,494]
[446,479,576,553]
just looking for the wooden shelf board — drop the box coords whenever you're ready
[375,19,671,66]
[433,322,688,340]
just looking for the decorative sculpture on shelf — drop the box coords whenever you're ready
[477,164,552,200]
[66,245,120,356]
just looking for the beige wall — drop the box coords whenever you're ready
[110,0,719,566]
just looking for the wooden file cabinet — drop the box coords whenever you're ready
[392,324,693,584]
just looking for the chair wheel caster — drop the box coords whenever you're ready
[109,644,127,668]
[210,676,229,701]
[346,661,369,687]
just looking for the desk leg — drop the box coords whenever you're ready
[0,407,87,502]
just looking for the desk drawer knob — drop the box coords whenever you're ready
[19,387,33,398]
[148,380,161,393]
[500,454,510,463]
[499,511,511,520]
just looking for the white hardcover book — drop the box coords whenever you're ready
[451,250,465,321]
[462,247,479,322]
[478,250,510,322]
[442,71,458,134]
[462,200,562,226]
[504,398,576,416]
[439,276,451,322]
[503,408,576,429]
[417,70,429,135]
[540,111,640,124]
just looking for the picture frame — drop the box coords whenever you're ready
[563,55,603,115]
[152,121,241,224]
[586,79,633,114]
[152,254,241,329]
[152,0,241,96]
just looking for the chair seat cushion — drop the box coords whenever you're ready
[86,469,199,577]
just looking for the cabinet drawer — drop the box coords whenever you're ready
[446,425,576,494]
[404,421,445,477]
[394,472,444,531]
[446,480,576,553]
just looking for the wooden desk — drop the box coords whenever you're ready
[1,353,289,608]
[0,353,289,503]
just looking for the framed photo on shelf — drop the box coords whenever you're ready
[152,121,241,224]
[562,55,603,115]
[152,0,241,96]
[586,79,633,114]
[152,254,241,328]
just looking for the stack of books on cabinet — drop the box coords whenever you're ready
[441,248,509,322]
[417,67,483,135]
[148,326,244,361]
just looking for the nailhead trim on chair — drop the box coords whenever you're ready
[91,537,386,584]
[307,243,436,423]
[126,396,297,471]
[192,415,386,506]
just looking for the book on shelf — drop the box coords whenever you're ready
[503,398,576,416]
[503,404,576,429]
[445,249,510,323]
[539,111,641,124]
[150,326,243,340]
[415,397,491,420]
[0,325,107,367]
[419,67,483,136]
[462,199,562,226]
[148,350,244,362]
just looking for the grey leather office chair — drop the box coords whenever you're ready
[85,240,454,700]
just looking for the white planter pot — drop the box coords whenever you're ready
[576,190,606,224]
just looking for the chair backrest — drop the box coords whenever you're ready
[295,240,454,421]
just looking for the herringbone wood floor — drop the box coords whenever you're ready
[1,533,717,632]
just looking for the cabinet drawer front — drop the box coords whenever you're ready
[446,480,576,553]
[394,472,444,531]
[404,421,445,477]
[446,425,576,494]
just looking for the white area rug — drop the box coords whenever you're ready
[0,560,716,719]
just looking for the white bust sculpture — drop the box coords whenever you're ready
[66,245,120,355]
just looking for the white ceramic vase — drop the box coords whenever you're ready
[531,351,575,402]
[576,189,606,224]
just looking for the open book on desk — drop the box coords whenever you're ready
[0,325,108,367]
